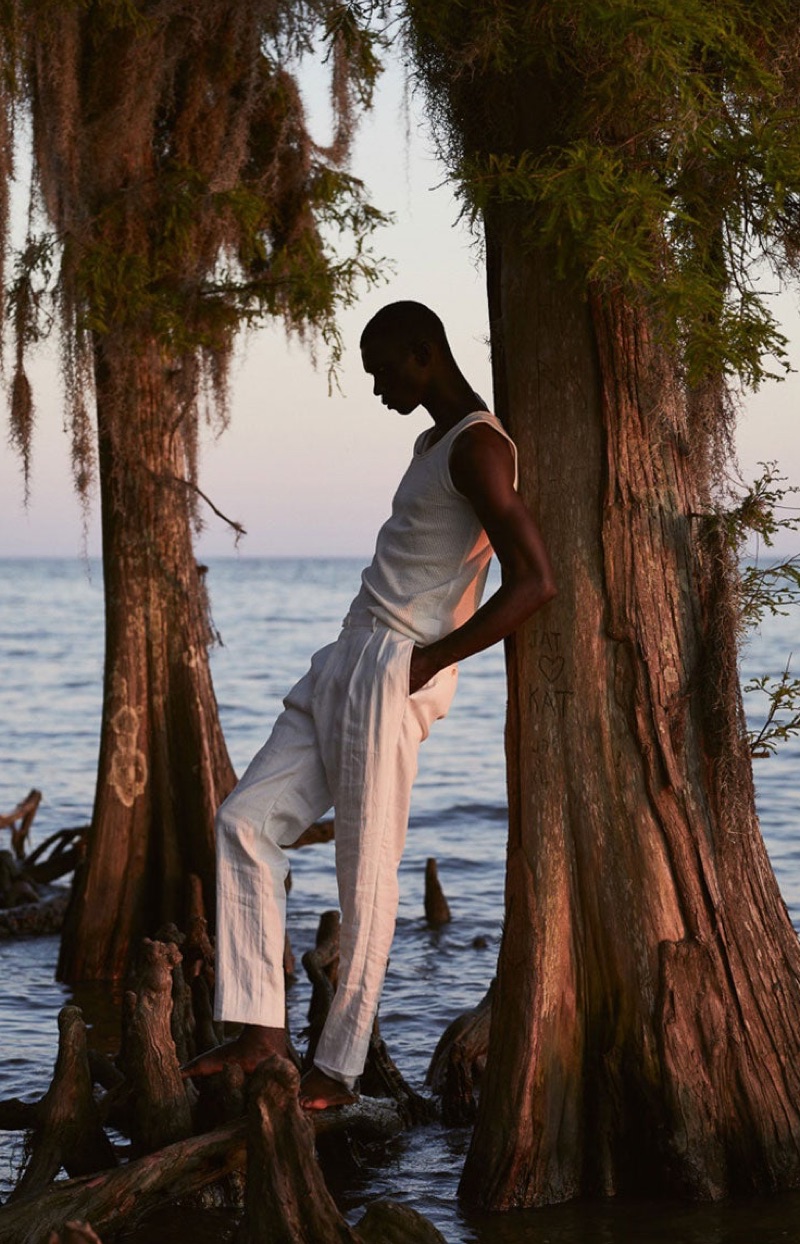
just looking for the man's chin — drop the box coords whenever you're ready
[382,396,419,415]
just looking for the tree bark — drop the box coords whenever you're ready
[59,339,236,983]
[462,211,800,1206]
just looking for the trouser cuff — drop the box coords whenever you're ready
[313,1058,358,1092]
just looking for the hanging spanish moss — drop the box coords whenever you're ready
[5,0,385,513]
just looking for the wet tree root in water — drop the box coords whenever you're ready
[235,1056,358,1244]
[427,981,493,1125]
[10,1007,116,1200]
[0,905,440,1244]
[0,1081,427,1244]
[0,789,42,858]
[424,857,452,927]
[0,888,70,938]
[23,828,87,886]
[0,1118,248,1244]
[0,795,86,938]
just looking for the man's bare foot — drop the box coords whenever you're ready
[298,1065,359,1111]
[181,1024,287,1079]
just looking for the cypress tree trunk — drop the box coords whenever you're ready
[58,339,236,982]
[462,214,800,1207]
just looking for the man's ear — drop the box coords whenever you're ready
[411,339,432,366]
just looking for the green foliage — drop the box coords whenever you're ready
[7,234,57,347]
[405,0,800,388]
[725,463,800,625]
[745,663,800,757]
[720,462,800,756]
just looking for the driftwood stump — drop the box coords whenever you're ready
[190,972,221,1059]
[423,858,451,927]
[361,1023,435,1125]
[301,911,432,1121]
[12,1007,116,1200]
[288,819,335,849]
[0,789,41,858]
[0,811,85,940]
[182,911,216,983]
[235,1056,358,1244]
[0,850,38,907]
[153,922,198,1067]
[0,1100,409,1244]
[193,1060,248,1135]
[121,939,193,1153]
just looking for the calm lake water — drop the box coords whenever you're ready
[1,556,799,1243]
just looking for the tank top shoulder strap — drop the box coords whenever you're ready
[447,410,519,490]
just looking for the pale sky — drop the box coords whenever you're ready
[1,57,798,560]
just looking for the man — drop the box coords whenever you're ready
[183,300,556,1108]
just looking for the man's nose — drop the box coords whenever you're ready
[373,379,382,397]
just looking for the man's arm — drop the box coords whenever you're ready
[409,422,557,693]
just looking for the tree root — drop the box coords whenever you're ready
[121,940,193,1154]
[0,1119,248,1244]
[427,981,493,1124]
[235,1057,358,1244]
[0,798,85,938]
[0,789,42,859]
[11,1007,116,1201]
[0,776,471,1237]
[0,889,70,939]
[0,898,446,1242]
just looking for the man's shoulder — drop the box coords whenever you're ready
[449,418,517,500]
[450,417,516,466]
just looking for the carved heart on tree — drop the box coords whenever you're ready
[537,654,564,683]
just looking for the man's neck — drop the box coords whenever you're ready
[424,373,484,440]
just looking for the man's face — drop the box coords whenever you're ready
[361,334,429,415]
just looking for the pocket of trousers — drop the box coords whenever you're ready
[403,635,440,699]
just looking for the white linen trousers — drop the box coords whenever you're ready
[214,615,457,1087]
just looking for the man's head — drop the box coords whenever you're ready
[360,301,453,415]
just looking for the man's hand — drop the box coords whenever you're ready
[409,645,439,695]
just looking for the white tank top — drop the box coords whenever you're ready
[347,410,518,645]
